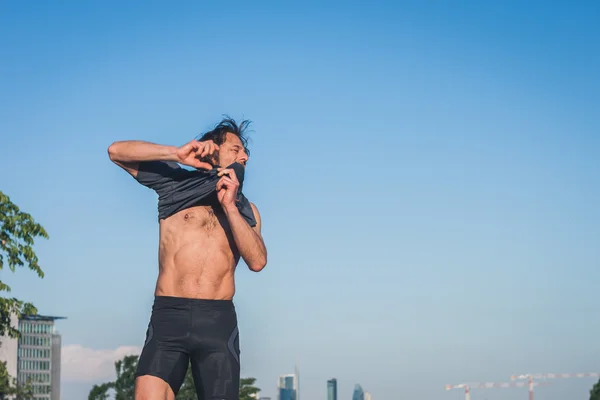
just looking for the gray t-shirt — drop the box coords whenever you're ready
[134,160,256,227]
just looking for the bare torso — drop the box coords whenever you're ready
[155,204,239,300]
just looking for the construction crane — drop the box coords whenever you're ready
[445,381,551,400]
[510,372,600,400]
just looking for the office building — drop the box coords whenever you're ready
[278,365,299,400]
[352,384,364,400]
[327,378,337,400]
[364,391,372,400]
[278,374,296,400]
[17,314,65,400]
[0,313,65,400]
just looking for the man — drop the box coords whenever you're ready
[107,117,267,400]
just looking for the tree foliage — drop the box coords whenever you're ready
[590,378,600,400]
[0,191,48,400]
[113,355,138,400]
[0,360,34,400]
[0,191,49,338]
[176,362,197,399]
[87,382,113,400]
[89,354,260,400]
[239,377,261,400]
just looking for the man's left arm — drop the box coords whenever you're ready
[223,202,267,272]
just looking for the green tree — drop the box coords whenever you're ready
[590,378,600,400]
[89,354,260,400]
[88,355,138,400]
[0,191,48,399]
[176,365,197,399]
[114,355,138,400]
[87,382,114,400]
[0,360,12,399]
[89,354,197,400]
[0,361,34,400]
[0,191,49,337]
[239,377,260,400]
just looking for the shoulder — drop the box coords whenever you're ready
[249,202,261,217]
[249,202,262,229]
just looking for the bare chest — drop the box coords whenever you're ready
[159,204,240,262]
[171,205,230,233]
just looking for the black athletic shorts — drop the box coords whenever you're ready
[135,296,241,399]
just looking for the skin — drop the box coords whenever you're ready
[107,132,267,400]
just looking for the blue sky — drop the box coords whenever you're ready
[1,1,599,399]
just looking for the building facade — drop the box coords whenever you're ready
[278,374,296,400]
[16,315,65,400]
[352,384,364,400]
[327,378,337,400]
[278,366,299,400]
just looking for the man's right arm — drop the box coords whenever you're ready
[107,140,179,178]
[108,139,218,178]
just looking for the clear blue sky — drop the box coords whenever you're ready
[1,1,599,399]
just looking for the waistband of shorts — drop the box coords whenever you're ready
[153,295,235,309]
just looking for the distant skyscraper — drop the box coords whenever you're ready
[278,365,299,400]
[364,391,372,400]
[352,384,364,400]
[327,378,337,400]
[278,374,296,400]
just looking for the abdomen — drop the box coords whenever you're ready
[156,212,238,299]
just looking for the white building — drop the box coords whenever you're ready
[0,312,65,400]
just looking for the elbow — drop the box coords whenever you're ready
[248,257,267,272]
[107,142,121,162]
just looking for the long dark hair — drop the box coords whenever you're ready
[197,116,251,156]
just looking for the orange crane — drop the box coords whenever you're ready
[445,380,551,400]
[511,372,600,400]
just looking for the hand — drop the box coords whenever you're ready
[175,140,219,170]
[216,168,240,210]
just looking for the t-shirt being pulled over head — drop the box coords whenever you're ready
[134,160,256,226]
